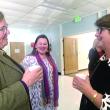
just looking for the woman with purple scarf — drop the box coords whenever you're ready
[21,34,59,110]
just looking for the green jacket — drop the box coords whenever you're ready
[0,51,31,110]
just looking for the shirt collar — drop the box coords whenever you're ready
[99,54,110,66]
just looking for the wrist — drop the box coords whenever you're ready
[20,80,29,93]
[91,90,98,102]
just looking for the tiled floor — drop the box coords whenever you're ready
[58,70,88,110]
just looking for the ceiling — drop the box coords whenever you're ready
[0,0,110,31]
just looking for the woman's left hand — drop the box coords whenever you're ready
[72,75,92,94]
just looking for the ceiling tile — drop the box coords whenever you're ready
[0,0,110,30]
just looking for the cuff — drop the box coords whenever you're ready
[20,80,29,94]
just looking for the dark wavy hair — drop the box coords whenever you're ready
[95,14,110,28]
[31,34,51,56]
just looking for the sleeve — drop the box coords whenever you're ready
[20,80,29,94]
[0,81,30,110]
[100,93,110,110]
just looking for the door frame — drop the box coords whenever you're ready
[60,37,64,75]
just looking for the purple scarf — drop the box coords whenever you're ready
[35,52,59,106]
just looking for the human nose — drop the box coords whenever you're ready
[95,31,99,38]
[95,32,101,40]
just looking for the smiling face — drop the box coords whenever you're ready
[95,14,110,51]
[95,28,110,50]
[0,18,10,49]
[35,38,49,55]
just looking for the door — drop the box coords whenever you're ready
[10,42,25,64]
[63,38,78,74]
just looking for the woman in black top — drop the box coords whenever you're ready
[73,14,110,110]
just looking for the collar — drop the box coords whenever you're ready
[0,49,6,55]
[99,54,110,66]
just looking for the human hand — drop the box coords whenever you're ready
[22,67,43,87]
[72,75,92,93]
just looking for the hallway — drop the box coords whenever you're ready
[58,70,88,110]
[58,76,82,110]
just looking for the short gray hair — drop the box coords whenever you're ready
[0,11,4,21]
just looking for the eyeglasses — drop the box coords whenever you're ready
[96,27,110,34]
[0,25,8,33]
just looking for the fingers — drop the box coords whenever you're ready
[72,75,91,93]
[72,77,79,89]
[72,77,78,89]
[36,72,43,82]
[22,67,43,86]
[72,76,84,90]
[72,82,77,89]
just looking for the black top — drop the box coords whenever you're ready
[80,59,110,110]
[88,48,99,78]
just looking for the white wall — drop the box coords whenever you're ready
[4,28,40,55]
[4,27,96,72]
[77,32,95,70]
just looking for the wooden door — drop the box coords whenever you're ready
[10,42,25,64]
[63,38,78,74]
